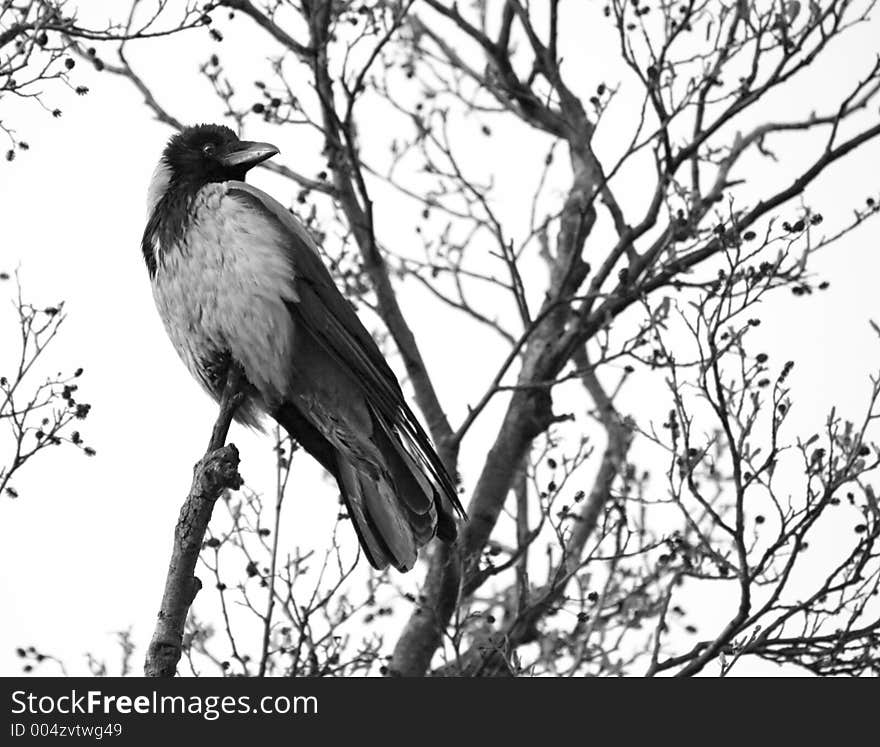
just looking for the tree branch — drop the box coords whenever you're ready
[144,365,245,677]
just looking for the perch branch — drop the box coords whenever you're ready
[144,365,245,677]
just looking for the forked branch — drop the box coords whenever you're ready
[144,365,245,677]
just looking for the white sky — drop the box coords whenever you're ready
[1,1,879,677]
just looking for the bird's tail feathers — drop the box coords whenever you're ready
[336,457,420,571]
[370,408,460,542]
[335,408,457,572]
[277,401,461,572]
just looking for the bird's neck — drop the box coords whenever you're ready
[142,175,222,278]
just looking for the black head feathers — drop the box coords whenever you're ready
[163,124,247,186]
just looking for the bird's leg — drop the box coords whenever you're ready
[207,361,246,451]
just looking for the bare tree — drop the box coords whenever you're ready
[12,0,880,676]
[0,0,203,155]
[0,272,94,502]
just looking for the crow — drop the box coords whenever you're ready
[142,123,463,571]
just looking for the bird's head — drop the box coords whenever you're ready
[148,124,279,215]
[163,123,279,184]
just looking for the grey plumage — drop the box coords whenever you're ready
[143,124,463,571]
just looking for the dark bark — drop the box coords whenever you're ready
[144,368,244,677]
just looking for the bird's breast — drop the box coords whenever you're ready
[150,182,298,411]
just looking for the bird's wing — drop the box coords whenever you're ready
[225,181,461,512]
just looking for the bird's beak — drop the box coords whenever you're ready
[218,141,280,169]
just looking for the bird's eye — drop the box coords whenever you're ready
[202,143,216,156]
